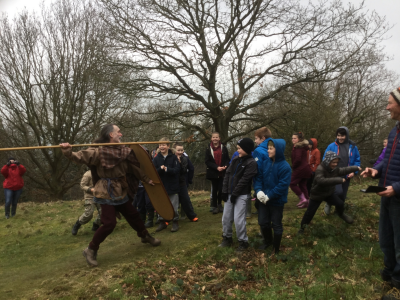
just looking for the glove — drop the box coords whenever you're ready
[230,195,238,203]
[14,160,20,166]
[222,193,229,202]
[257,191,269,204]
[6,161,11,166]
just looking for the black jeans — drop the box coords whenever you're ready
[133,186,153,214]
[306,173,315,196]
[334,178,351,202]
[178,184,197,220]
[211,177,224,207]
[301,194,344,226]
[258,204,284,235]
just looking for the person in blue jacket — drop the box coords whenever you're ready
[323,126,360,215]
[255,139,292,254]
[362,88,400,299]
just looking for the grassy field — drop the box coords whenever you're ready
[0,179,393,300]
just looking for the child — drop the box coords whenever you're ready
[219,138,257,251]
[298,151,361,234]
[306,138,321,195]
[255,139,292,254]
[323,127,360,215]
[173,143,198,222]
[153,137,181,232]
[290,132,312,208]
[205,132,230,214]
[373,138,388,167]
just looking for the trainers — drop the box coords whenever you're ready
[72,220,82,235]
[156,221,168,232]
[82,247,98,267]
[190,217,199,222]
[170,221,179,232]
[5,215,9,219]
[209,207,215,212]
[141,234,161,246]
[339,213,354,224]
[91,222,100,232]
[145,219,154,228]
[218,204,224,213]
[218,236,233,247]
[212,207,219,214]
[324,203,331,215]
[236,241,249,252]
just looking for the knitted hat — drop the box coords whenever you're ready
[237,138,255,155]
[390,88,400,105]
[8,157,15,161]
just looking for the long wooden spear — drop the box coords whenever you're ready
[0,141,183,151]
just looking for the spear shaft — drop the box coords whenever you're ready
[0,141,183,151]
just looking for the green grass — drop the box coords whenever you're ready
[0,181,392,299]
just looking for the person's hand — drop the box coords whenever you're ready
[161,165,166,170]
[342,178,346,183]
[257,191,266,202]
[358,167,362,171]
[222,193,228,202]
[360,167,378,178]
[217,166,224,171]
[14,160,20,166]
[348,173,354,178]
[91,188,94,193]
[230,195,238,203]
[378,186,396,197]
[59,143,72,149]
[148,180,155,186]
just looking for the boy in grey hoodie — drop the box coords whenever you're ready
[298,151,361,234]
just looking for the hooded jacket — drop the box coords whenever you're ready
[307,138,321,173]
[374,123,400,196]
[205,144,230,180]
[323,126,361,175]
[291,139,312,179]
[222,154,258,199]
[254,139,292,207]
[310,151,360,201]
[1,163,26,191]
[153,148,180,194]
[253,138,273,190]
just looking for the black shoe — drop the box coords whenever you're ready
[92,222,100,232]
[212,207,219,214]
[218,236,233,247]
[145,211,155,228]
[71,220,82,235]
[218,204,224,213]
[273,234,283,254]
[139,213,146,222]
[5,215,9,219]
[156,221,168,232]
[298,228,304,235]
[258,228,273,250]
[338,213,354,224]
[382,289,400,300]
[170,221,179,232]
[381,270,392,282]
[392,278,400,289]
[236,241,249,252]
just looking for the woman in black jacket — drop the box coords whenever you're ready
[205,132,230,214]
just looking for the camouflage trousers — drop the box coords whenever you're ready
[78,199,101,225]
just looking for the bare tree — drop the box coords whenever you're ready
[99,0,389,142]
[0,0,129,199]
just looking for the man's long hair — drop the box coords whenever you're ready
[94,124,115,143]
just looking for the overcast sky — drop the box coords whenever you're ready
[0,0,399,73]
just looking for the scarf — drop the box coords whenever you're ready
[211,142,222,166]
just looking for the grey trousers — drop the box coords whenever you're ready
[78,199,101,225]
[158,194,179,221]
[222,194,248,242]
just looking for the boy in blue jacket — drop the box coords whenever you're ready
[323,126,360,215]
[255,139,292,254]
[219,138,258,251]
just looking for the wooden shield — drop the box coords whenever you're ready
[129,144,175,221]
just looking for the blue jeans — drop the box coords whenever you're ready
[379,196,400,281]
[4,188,23,217]
[258,204,284,235]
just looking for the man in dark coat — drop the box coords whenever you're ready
[362,87,400,300]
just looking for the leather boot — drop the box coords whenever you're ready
[297,194,308,208]
[218,236,233,247]
[259,227,273,250]
[170,221,179,232]
[156,221,168,232]
[246,196,252,218]
[72,220,82,235]
[82,247,98,267]
[145,210,154,228]
[91,222,100,232]
[272,234,283,255]
[141,234,161,246]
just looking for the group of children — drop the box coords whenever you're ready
[207,126,361,254]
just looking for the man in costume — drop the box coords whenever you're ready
[60,124,161,267]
